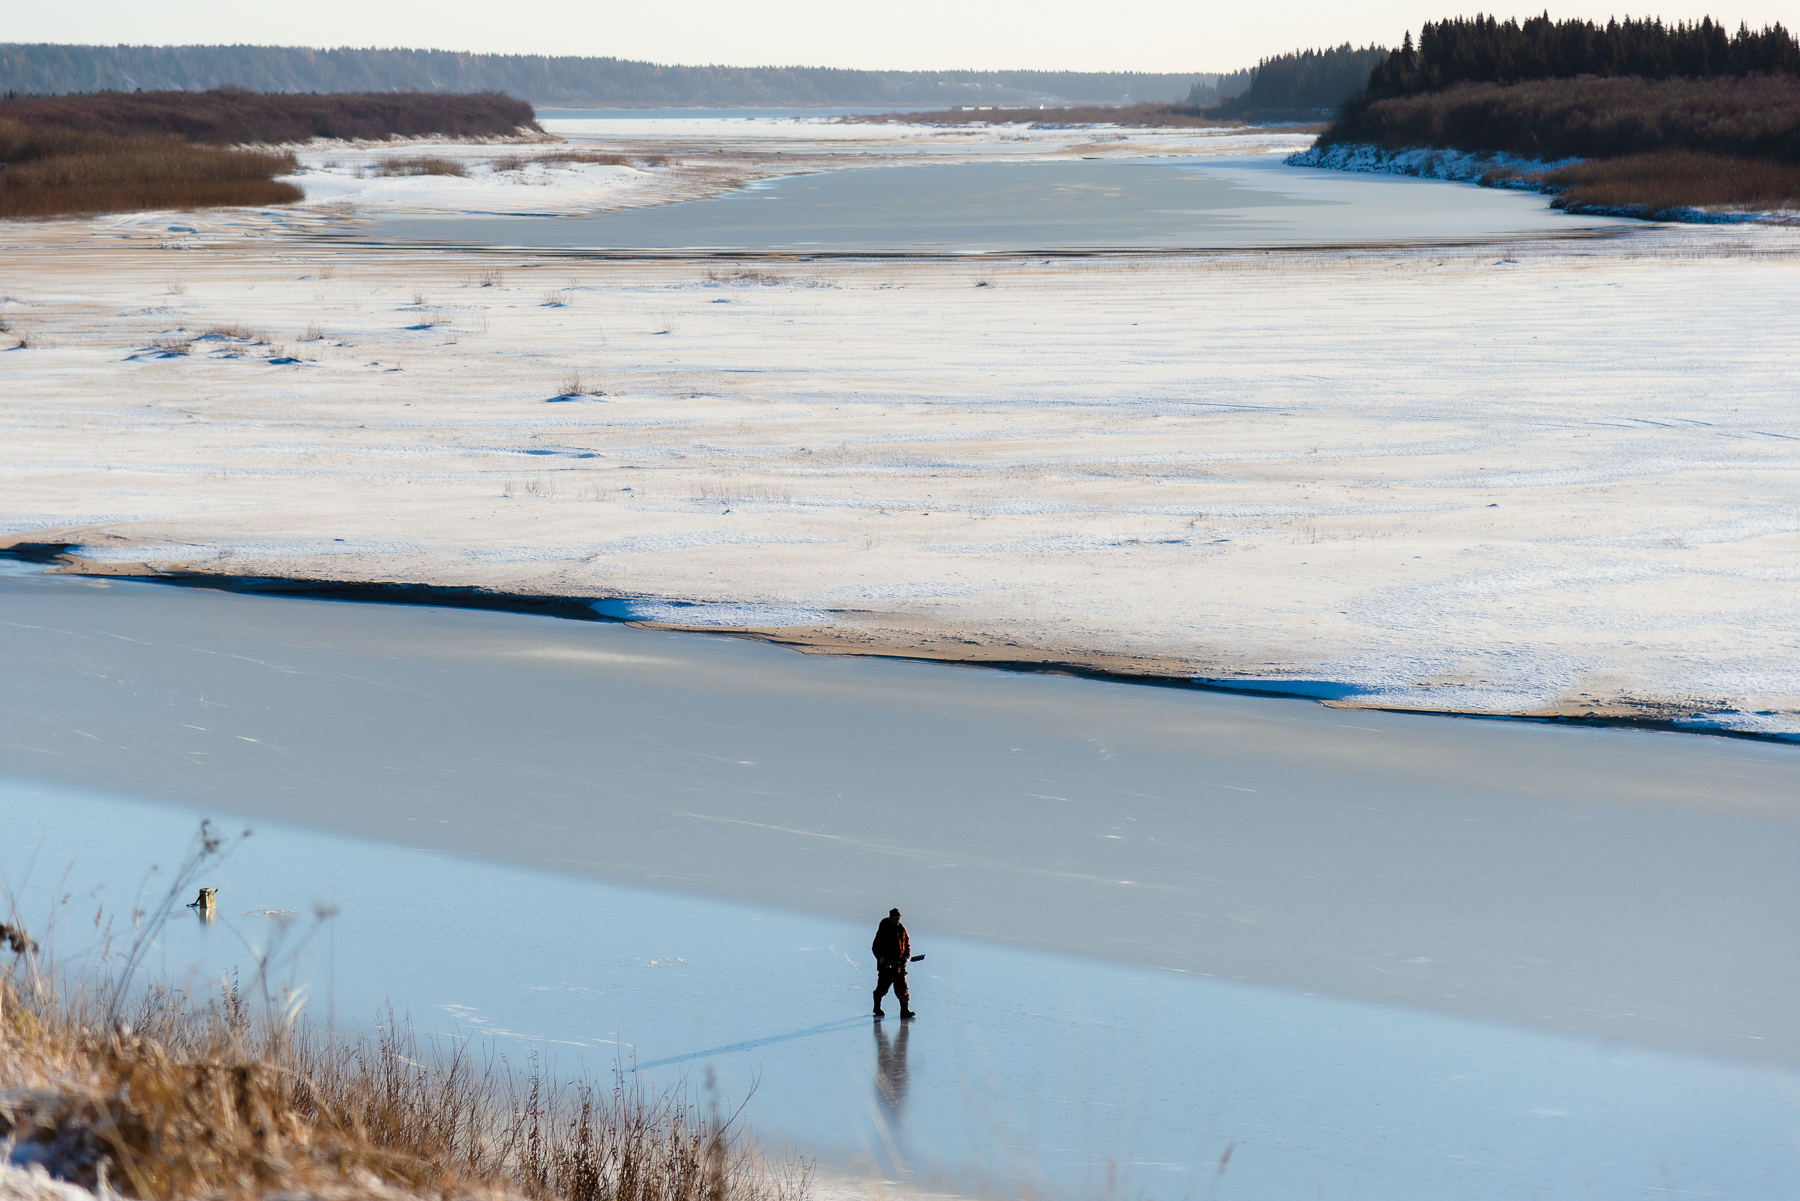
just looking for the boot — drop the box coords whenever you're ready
[899,992,916,1020]
[873,989,885,1018]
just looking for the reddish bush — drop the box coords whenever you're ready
[0,90,539,145]
[1540,150,1800,213]
[0,118,301,218]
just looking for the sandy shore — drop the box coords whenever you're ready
[3,119,1798,737]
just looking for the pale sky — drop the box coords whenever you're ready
[11,0,1797,74]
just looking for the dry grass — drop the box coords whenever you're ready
[200,325,268,343]
[0,119,301,219]
[557,151,664,167]
[502,477,560,498]
[700,271,833,290]
[1540,151,1800,214]
[0,830,810,1201]
[694,482,797,506]
[375,156,468,178]
[489,152,665,175]
[0,988,805,1201]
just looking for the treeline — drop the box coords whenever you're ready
[1367,14,1800,98]
[1186,68,1253,107]
[1198,44,1389,115]
[0,44,1211,108]
[1328,72,1800,162]
[1315,13,1800,214]
[0,89,538,144]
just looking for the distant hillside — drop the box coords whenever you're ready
[0,44,1216,108]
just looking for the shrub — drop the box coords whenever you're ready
[376,156,468,177]
[0,90,540,145]
[500,151,667,169]
[1325,73,1800,162]
[1540,150,1800,212]
[0,829,809,1201]
[0,119,301,218]
[0,980,808,1201]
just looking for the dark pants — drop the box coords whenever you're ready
[875,961,909,1007]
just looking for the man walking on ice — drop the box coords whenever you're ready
[872,907,917,1020]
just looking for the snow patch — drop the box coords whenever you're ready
[0,1161,98,1201]
[66,540,421,562]
[1287,142,1580,189]
[592,598,833,627]
[587,532,836,558]
[0,514,150,536]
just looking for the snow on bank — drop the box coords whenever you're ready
[280,121,1316,216]
[285,154,680,215]
[1287,142,1580,189]
[4,191,1799,738]
[0,1163,93,1201]
[1290,142,1797,225]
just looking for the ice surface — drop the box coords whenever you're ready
[5,776,1797,1201]
[2,569,1796,1070]
[368,156,1617,253]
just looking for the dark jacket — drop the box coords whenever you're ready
[872,917,910,966]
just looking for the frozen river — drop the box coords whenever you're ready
[2,560,1797,1198]
[365,155,1623,253]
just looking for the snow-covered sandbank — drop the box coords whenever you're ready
[1290,141,1800,225]
[3,202,1798,736]
[278,118,1316,216]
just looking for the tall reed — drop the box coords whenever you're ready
[1542,150,1800,213]
[0,119,301,218]
[0,829,809,1201]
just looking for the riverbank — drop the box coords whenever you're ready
[1290,142,1800,225]
[0,551,1788,745]
[4,118,1798,737]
